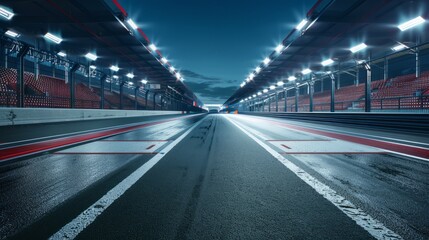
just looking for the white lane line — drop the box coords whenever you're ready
[224,115,402,240]
[49,116,206,240]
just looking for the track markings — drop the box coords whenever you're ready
[239,115,429,161]
[57,141,167,154]
[224,115,402,240]
[49,116,206,239]
[270,140,386,154]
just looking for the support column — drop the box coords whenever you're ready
[100,74,106,109]
[416,48,420,78]
[336,63,341,90]
[309,81,314,112]
[160,96,164,110]
[262,99,265,112]
[134,86,139,110]
[119,80,124,109]
[330,73,335,112]
[153,93,157,110]
[16,45,30,108]
[384,57,389,80]
[365,57,372,112]
[355,66,359,86]
[69,63,80,109]
[268,97,271,112]
[284,90,287,112]
[295,86,299,112]
[275,91,279,112]
[321,78,324,93]
[145,90,150,110]
[110,77,113,92]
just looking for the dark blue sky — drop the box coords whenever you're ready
[122,0,316,104]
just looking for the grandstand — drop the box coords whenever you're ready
[226,0,429,113]
[0,1,204,113]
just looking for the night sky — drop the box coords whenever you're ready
[121,0,316,104]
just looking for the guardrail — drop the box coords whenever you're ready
[240,111,429,133]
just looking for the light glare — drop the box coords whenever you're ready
[296,19,308,30]
[85,52,97,61]
[350,43,367,53]
[321,58,334,66]
[0,7,14,20]
[127,19,138,30]
[398,16,425,31]
[5,30,19,38]
[44,32,62,44]
[110,65,119,72]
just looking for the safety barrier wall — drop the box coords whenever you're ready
[0,107,182,126]
[240,111,429,133]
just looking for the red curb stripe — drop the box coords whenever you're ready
[257,118,429,159]
[0,115,195,161]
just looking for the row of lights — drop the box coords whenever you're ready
[0,5,183,84]
[239,15,426,103]
[125,17,184,81]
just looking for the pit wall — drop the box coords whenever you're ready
[0,107,183,126]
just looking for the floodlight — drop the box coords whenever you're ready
[296,19,308,30]
[89,65,96,69]
[44,32,62,44]
[169,66,175,72]
[321,58,334,66]
[277,81,284,86]
[255,66,261,73]
[252,94,257,98]
[288,76,297,81]
[350,43,367,53]
[263,57,270,65]
[113,75,119,79]
[269,85,276,90]
[161,57,168,64]
[127,19,138,30]
[263,89,269,93]
[391,43,407,51]
[128,82,134,85]
[141,79,148,84]
[126,73,134,78]
[175,72,181,79]
[302,68,312,75]
[275,44,284,53]
[149,44,157,51]
[57,52,67,57]
[257,92,262,96]
[5,30,19,38]
[110,65,119,72]
[85,52,97,61]
[249,73,255,80]
[0,6,14,20]
[398,16,425,31]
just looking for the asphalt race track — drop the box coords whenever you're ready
[1,113,428,240]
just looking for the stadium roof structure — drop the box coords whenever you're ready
[0,0,202,105]
[225,0,429,106]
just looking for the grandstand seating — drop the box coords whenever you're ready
[1,66,428,111]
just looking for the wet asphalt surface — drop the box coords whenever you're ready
[1,113,428,239]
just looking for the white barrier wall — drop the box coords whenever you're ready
[0,108,182,126]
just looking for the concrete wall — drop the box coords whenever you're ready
[0,108,182,126]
